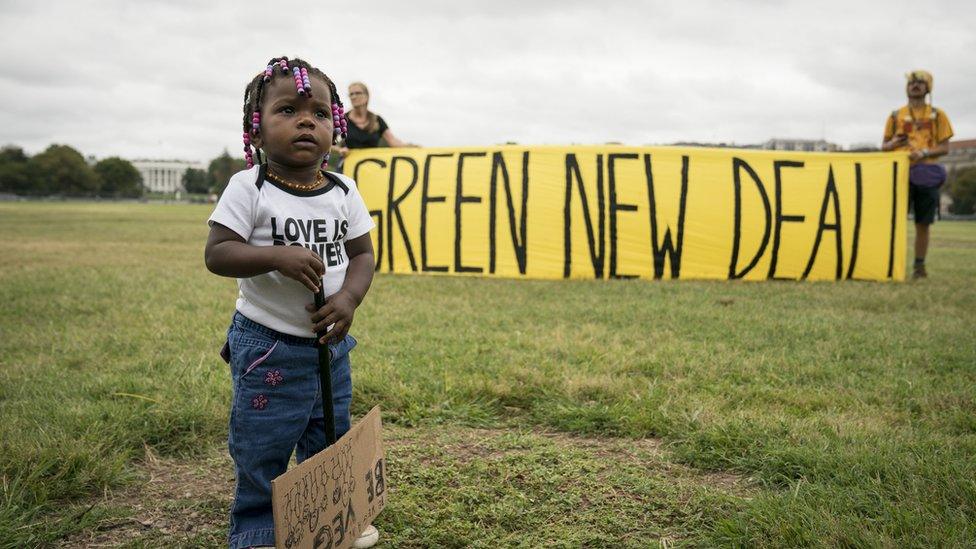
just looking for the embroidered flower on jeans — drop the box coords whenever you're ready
[251,394,268,410]
[264,369,283,387]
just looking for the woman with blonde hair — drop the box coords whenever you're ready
[336,82,411,163]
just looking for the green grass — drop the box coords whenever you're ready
[1,202,974,547]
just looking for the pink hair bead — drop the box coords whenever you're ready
[292,67,305,94]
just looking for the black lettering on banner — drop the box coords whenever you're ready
[645,154,689,279]
[608,153,639,279]
[887,161,898,279]
[387,156,418,272]
[488,151,530,274]
[351,157,387,185]
[767,160,806,280]
[563,153,606,278]
[369,209,383,271]
[350,157,388,272]
[421,153,453,272]
[455,152,486,273]
[801,166,843,279]
[846,163,863,279]
[728,158,772,279]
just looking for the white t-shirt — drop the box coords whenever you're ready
[208,166,375,337]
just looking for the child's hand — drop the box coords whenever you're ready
[306,290,358,344]
[273,247,325,292]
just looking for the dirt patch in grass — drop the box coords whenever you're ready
[60,445,234,548]
[62,424,753,547]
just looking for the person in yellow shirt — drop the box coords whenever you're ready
[881,70,953,279]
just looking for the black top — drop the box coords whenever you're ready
[343,113,389,149]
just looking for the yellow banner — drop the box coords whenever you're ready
[345,146,908,281]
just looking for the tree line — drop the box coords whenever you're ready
[1,142,973,214]
[0,144,245,197]
[184,151,246,195]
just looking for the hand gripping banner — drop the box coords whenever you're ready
[346,146,908,282]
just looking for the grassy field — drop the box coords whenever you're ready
[1,202,974,548]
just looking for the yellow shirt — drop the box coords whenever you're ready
[883,105,954,164]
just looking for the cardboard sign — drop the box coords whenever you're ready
[271,406,387,549]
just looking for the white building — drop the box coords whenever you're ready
[131,159,205,193]
[763,138,839,152]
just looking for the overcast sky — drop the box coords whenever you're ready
[1,0,973,163]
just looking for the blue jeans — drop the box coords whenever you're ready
[224,312,354,549]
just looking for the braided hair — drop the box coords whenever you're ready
[242,56,347,168]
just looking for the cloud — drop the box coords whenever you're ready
[0,0,973,162]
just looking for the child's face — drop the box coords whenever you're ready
[255,74,335,168]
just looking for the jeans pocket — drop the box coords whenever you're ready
[236,338,280,380]
[329,334,358,363]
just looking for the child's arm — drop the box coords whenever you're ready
[308,233,375,343]
[205,222,325,292]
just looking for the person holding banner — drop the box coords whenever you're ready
[882,70,953,279]
[205,56,379,549]
[334,81,413,168]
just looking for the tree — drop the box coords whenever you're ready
[182,167,210,194]
[947,167,976,215]
[28,144,98,196]
[94,157,143,198]
[0,145,30,195]
[208,150,246,195]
